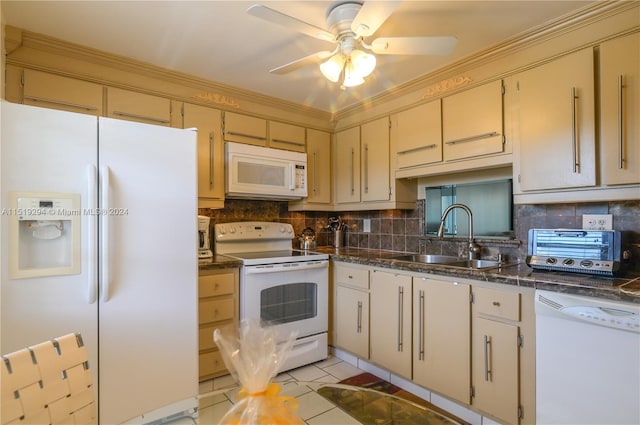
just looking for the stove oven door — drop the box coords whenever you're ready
[240,259,329,371]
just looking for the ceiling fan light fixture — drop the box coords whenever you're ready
[342,59,365,87]
[320,54,345,83]
[350,49,376,78]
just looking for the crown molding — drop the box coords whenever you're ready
[9,26,333,124]
[334,0,638,121]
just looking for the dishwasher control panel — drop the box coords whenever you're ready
[561,305,640,333]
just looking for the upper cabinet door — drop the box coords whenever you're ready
[600,33,640,186]
[182,103,224,207]
[23,69,103,115]
[305,129,331,204]
[269,121,306,152]
[335,126,361,204]
[516,48,596,191]
[361,117,390,203]
[392,100,442,169]
[222,112,267,147]
[442,80,505,161]
[106,87,171,126]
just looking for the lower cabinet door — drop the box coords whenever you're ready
[472,317,520,425]
[370,270,412,378]
[335,285,369,359]
[413,277,471,404]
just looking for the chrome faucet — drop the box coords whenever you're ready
[437,203,480,260]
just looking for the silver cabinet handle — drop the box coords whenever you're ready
[363,144,369,194]
[445,132,499,146]
[226,131,267,141]
[397,144,437,155]
[571,87,580,173]
[397,286,404,352]
[356,300,363,333]
[209,132,215,187]
[271,138,305,147]
[350,147,355,195]
[112,110,170,124]
[312,151,318,195]
[24,95,98,112]
[484,335,492,381]
[418,289,425,361]
[618,75,626,169]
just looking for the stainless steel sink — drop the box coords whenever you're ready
[389,255,507,269]
[390,254,461,264]
[445,259,504,269]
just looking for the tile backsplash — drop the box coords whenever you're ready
[200,199,639,269]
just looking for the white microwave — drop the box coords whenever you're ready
[225,141,308,200]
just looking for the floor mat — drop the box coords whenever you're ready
[316,372,469,425]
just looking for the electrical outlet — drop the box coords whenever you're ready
[582,214,613,230]
[363,219,371,233]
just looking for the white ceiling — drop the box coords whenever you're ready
[2,1,595,113]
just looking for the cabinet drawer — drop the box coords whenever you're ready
[199,350,226,377]
[199,324,220,351]
[335,265,369,289]
[199,298,234,323]
[475,287,520,321]
[199,272,235,297]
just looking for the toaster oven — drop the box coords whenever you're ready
[526,229,628,276]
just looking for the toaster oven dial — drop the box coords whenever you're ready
[546,257,558,265]
[580,260,594,268]
[563,259,575,266]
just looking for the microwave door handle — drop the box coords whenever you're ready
[289,163,295,190]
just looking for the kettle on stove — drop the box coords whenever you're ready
[298,227,317,250]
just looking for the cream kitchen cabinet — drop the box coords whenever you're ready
[106,87,172,126]
[369,269,412,379]
[22,69,103,115]
[335,119,416,210]
[335,126,362,204]
[333,262,370,359]
[290,128,332,209]
[222,111,267,147]
[515,48,596,191]
[361,117,392,203]
[269,121,306,152]
[600,33,640,186]
[181,103,225,209]
[392,100,442,172]
[198,268,239,381]
[442,80,505,162]
[471,285,534,425]
[413,276,471,405]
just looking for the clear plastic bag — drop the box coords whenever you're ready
[213,319,304,425]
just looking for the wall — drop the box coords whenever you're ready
[201,199,640,271]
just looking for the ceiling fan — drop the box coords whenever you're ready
[247,1,457,88]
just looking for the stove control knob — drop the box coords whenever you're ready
[546,257,557,265]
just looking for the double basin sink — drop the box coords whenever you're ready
[389,254,508,270]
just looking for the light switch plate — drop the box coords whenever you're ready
[363,218,371,233]
[582,214,613,230]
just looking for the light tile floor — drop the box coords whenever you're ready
[197,355,367,424]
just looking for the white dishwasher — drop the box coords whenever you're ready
[535,290,640,425]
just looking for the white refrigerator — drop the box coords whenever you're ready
[0,101,198,424]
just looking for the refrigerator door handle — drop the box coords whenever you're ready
[100,165,111,302]
[87,164,98,304]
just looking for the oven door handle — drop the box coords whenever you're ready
[244,260,329,274]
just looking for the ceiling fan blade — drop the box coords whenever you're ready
[351,1,401,37]
[269,50,334,75]
[247,4,335,42]
[370,36,458,55]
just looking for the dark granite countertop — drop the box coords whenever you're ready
[198,254,243,270]
[314,246,640,305]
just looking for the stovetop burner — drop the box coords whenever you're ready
[214,221,328,265]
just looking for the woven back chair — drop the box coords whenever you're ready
[1,333,96,425]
